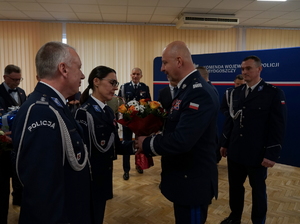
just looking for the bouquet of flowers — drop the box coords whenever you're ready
[117,99,167,169]
[0,129,11,155]
[0,106,18,155]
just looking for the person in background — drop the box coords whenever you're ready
[0,65,26,111]
[220,74,245,115]
[196,66,218,95]
[219,56,287,224]
[118,67,151,180]
[67,91,81,115]
[137,41,219,224]
[217,74,246,164]
[0,64,26,224]
[158,75,178,113]
[11,41,92,224]
[75,65,136,224]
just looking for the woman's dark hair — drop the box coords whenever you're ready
[80,65,116,104]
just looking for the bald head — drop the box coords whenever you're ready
[161,41,195,83]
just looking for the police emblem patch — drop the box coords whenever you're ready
[93,105,101,112]
[51,97,63,108]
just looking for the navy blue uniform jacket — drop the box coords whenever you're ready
[118,82,151,102]
[0,83,26,111]
[142,71,219,206]
[12,82,91,224]
[221,80,287,166]
[75,96,134,202]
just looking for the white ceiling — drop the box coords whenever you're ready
[1,0,300,29]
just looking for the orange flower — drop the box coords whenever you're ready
[118,104,127,113]
[149,101,161,110]
[139,99,147,106]
[128,105,137,113]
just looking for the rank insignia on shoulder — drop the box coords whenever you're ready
[258,85,264,91]
[193,83,202,89]
[93,105,101,112]
[76,152,81,161]
[51,97,63,108]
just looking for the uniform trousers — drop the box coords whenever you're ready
[0,151,12,224]
[227,158,267,224]
[122,126,133,172]
[91,199,106,224]
[173,203,208,224]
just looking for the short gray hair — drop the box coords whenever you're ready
[35,41,75,79]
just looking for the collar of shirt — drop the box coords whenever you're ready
[169,84,175,90]
[3,82,13,92]
[177,69,197,89]
[131,81,139,86]
[91,95,106,111]
[246,78,262,91]
[39,81,67,105]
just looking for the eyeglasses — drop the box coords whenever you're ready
[101,78,119,87]
[6,76,23,82]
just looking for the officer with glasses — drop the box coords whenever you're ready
[0,64,26,224]
[0,64,26,111]
[75,65,135,223]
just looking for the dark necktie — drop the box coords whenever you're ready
[246,88,252,98]
[173,86,178,98]
[134,84,137,89]
[104,106,114,121]
[8,89,18,93]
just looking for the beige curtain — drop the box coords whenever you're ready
[246,29,300,50]
[1,21,300,97]
[0,21,62,94]
[67,24,238,96]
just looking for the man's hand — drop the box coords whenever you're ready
[261,158,275,168]
[5,131,12,143]
[220,147,227,157]
[135,136,147,154]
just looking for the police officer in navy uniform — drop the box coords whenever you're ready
[220,56,287,224]
[158,75,177,113]
[220,74,245,116]
[137,41,219,224]
[0,64,26,224]
[75,65,135,224]
[118,67,151,180]
[11,42,92,224]
[218,74,245,164]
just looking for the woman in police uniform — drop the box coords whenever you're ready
[75,66,134,224]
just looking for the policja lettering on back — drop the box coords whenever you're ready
[27,120,55,132]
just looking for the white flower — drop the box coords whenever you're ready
[127,100,139,107]
[139,105,145,113]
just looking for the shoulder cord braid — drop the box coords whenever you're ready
[85,109,115,153]
[228,89,243,126]
[16,102,89,186]
[226,89,230,107]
